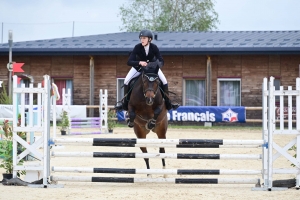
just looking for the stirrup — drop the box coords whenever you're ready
[114,102,123,111]
[127,119,134,128]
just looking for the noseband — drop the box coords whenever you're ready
[142,73,160,98]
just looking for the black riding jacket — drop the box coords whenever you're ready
[127,43,164,71]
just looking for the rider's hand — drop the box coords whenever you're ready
[139,61,147,67]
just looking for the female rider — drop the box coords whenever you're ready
[115,29,179,111]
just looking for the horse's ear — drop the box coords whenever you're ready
[155,66,159,74]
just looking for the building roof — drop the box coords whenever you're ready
[0,31,300,56]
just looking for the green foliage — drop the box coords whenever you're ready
[119,0,219,31]
[107,109,116,130]
[0,120,26,176]
[60,110,70,131]
[0,140,13,174]
[0,83,12,104]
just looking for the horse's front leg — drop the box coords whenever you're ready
[146,107,162,130]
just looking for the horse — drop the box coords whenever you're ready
[127,65,168,177]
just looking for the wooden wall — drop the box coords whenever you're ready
[1,54,300,110]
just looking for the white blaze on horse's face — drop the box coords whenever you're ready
[143,74,159,106]
[144,82,155,106]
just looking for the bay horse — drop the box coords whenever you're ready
[127,65,168,176]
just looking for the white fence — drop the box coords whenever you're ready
[262,76,300,190]
[11,76,300,190]
[12,75,51,187]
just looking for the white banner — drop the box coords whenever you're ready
[0,104,86,120]
[0,104,13,118]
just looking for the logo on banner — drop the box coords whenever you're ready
[222,108,238,122]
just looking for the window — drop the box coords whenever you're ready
[20,79,30,105]
[52,79,73,105]
[218,78,241,106]
[274,79,280,105]
[183,79,206,106]
[117,78,125,103]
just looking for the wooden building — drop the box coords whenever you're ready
[0,31,300,119]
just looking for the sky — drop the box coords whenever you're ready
[0,0,299,43]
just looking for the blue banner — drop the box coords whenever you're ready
[117,106,246,123]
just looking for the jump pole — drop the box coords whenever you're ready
[51,152,262,160]
[52,167,263,175]
[50,176,260,185]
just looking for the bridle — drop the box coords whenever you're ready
[142,72,160,98]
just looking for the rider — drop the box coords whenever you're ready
[115,29,179,111]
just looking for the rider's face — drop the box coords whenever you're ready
[140,37,149,46]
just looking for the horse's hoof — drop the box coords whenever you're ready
[127,119,134,128]
[146,119,156,130]
[147,174,152,178]
[128,122,134,128]
[146,123,155,130]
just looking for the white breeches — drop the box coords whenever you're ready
[124,67,167,85]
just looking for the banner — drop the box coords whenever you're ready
[0,104,86,120]
[117,106,246,123]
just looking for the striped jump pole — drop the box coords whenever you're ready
[51,152,262,160]
[71,125,101,128]
[52,166,262,175]
[68,132,103,135]
[52,167,298,175]
[69,117,102,135]
[53,138,265,148]
[71,117,101,121]
[50,176,260,185]
[70,118,100,127]
[71,121,100,125]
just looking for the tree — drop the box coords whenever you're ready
[119,0,219,32]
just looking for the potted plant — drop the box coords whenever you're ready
[0,120,26,180]
[107,109,116,133]
[60,110,70,135]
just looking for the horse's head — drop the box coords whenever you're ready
[142,72,160,106]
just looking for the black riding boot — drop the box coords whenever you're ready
[162,84,180,110]
[115,85,129,111]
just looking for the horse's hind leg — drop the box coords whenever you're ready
[157,134,167,178]
[159,147,166,169]
[159,147,167,178]
[155,123,168,178]
[139,147,151,177]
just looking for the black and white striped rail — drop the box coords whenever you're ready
[51,152,262,160]
[52,138,264,148]
[50,176,260,184]
[52,167,262,175]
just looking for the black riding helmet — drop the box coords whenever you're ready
[139,30,153,40]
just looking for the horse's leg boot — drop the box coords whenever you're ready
[162,84,180,110]
[146,119,156,130]
[127,110,135,128]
